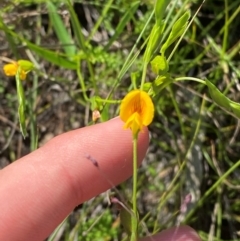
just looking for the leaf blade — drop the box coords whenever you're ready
[161,10,190,54]
[46,1,76,56]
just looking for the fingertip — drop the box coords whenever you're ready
[107,117,150,163]
[0,116,150,241]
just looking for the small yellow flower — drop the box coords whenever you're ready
[120,89,154,135]
[3,60,33,80]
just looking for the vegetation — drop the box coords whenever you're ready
[0,0,240,240]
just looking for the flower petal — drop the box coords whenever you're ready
[19,69,27,80]
[3,63,18,76]
[120,89,154,134]
[123,112,143,135]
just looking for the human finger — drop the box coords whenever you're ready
[0,117,149,241]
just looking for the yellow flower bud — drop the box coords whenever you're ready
[3,59,33,80]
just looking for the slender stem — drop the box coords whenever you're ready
[168,86,186,142]
[140,62,148,90]
[86,0,113,43]
[175,76,206,85]
[96,99,121,104]
[76,59,89,102]
[222,0,228,53]
[105,10,154,100]
[184,158,240,223]
[87,61,97,95]
[130,132,139,241]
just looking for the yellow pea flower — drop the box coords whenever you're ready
[3,60,33,80]
[120,89,154,135]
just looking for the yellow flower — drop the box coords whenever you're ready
[120,89,154,135]
[3,60,33,80]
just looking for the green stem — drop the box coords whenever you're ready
[168,86,186,142]
[222,0,228,53]
[87,61,97,95]
[140,61,148,90]
[96,99,121,104]
[175,76,206,85]
[30,74,38,151]
[130,133,139,241]
[76,58,89,102]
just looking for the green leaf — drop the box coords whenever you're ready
[206,80,240,119]
[90,96,102,111]
[142,82,152,93]
[151,74,173,96]
[47,1,76,56]
[161,10,190,54]
[16,70,27,138]
[143,23,165,63]
[24,39,77,70]
[66,0,87,53]
[100,103,110,122]
[150,54,168,75]
[229,101,240,119]
[206,79,231,111]
[119,202,139,237]
[144,74,173,97]
[155,0,170,26]
[0,21,77,70]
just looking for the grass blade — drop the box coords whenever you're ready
[66,0,87,53]
[46,1,76,56]
[105,1,139,50]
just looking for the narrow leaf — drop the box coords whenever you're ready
[155,0,170,26]
[143,23,165,63]
[229,101,240,119]
[66,0,87,53]
[144,74,173,97]
[100,103,110,122]
[206,79,231,111]
[24,39,77,70]
[0,22,76,69]
[47,1,76,56]
[207,80,240,119]
[16,70,27,138]
[120,202,139,237]
[0,16,19,58]
[161,10,190,54]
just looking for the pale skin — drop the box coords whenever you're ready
[0,118,201,241]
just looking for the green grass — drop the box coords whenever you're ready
[0,0,240,240]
